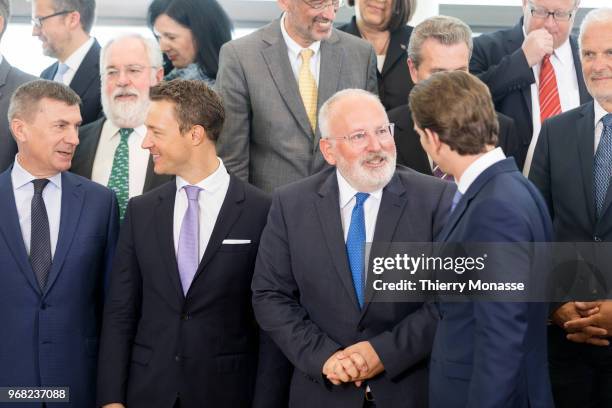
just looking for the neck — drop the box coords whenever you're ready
[16,154,58,179]
[58,32,90,62]
[598,98,612,114]
[179,149,220,185]
[356,20,389,54]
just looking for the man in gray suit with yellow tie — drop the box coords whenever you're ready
[216,0,378,192]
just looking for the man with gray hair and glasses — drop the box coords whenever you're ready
[71,34,171,221]
[471,0,591,174]
[0,0,36,173]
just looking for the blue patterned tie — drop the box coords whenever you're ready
[594,114,612,219]
[107,128,133,221]
[177,185,201,295]
[346,192,369,308]
[30,178,51,291]
[451,190,463,213]
[53,62,69,83]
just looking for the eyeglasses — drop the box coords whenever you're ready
[328,123,394,147]
[31,10,75,29]
[529,6,574,21]
[104,65,153,81]
[301,0,344,10]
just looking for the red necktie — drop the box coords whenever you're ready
[539,55,562,123]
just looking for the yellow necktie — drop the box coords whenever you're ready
[298,49,318,131]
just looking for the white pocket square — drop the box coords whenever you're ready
[222,239,251,244]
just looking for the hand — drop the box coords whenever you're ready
[574,301,602,317]
[102,404,125,408]
[323,350,366,385]
[565,300,612,335]
[551,302,581,328]
[522,28,554,67]
[342,341,384,385]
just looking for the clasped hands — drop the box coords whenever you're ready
[553,300,612,346]
[322,341,384,387]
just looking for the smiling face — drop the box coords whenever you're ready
[580,20,612,106]
[355,0,393,31]
[279,0,336,47]
[154,13,197,69]
[13,98,81,176]
[31,0,74,59]
[320,94,396,192]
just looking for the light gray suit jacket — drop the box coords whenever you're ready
[0,58,36,172]
[216,19,378,192]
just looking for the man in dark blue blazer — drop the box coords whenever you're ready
[470,0,591,172]
[97,80,286,408]
[33,0,102,125]
[411,71,554,408]
[0,80,118,408]
[529,8,612,407]
[252,89,454,408]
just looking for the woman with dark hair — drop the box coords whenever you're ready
[338,0,416,111]
[147,0,232,85]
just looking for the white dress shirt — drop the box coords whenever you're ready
[11,156,62,258]
[56,37,94,86]
[457,147,506,195]
[523,31,581,176]
[90,123,150,198]
[337,170,382,243]
[280,13,321,85]
[594,99,611,154]
[173,158,231,261]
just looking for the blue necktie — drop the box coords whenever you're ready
[594,114,612,219]
[54,62,69,84]
[346,192,369,308]
[451,189,463,213]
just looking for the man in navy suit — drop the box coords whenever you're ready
[470,0,590,173]
[252,89,454,407]
[0,79,118,407]
[411,71,554,407]
[529,8,612,407]
[97,80,285,408]
[33,0,102,125]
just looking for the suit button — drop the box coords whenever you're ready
[594,236,602,242]
[40,303,47,310]
[175,355,181,362]
[181,313,190,321]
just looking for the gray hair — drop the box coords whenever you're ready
[318,89,384,139]
[579,7,612,50]
[48,0,96,33]
[100,33,163,76]
[8,79,81,122]
[408,15,473,68]
[0,0,9,39]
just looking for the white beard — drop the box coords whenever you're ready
[101,87,150,129]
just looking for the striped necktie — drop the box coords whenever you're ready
[539,55,562,123]
[298,48,318,131]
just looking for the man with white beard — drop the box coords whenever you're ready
[71,33,172,220]
[252,89,454,408]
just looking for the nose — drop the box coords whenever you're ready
[32,24,40,37]
[543,14,557,30]
[365,131,383,151]
[142,131,153,150]
[65,126,80,146]
[158,37,170,53]
[320,4,337,21]
[116,69,130,86]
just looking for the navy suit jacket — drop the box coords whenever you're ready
[430,158,554,408]
[0,169,118,408]
[97,176,288,408]
[252,166,455,408]
[470,19,591,170]
[40,39,102,126]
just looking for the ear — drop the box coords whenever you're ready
[277,0,290,13]
[408,58,418,84]
[424,128,442,152]
[190,125,207,146]
[319,138,337,166]
[154,66,164,83]
[0,16,5,37]
[67,11,82,31]
[10,118,28,144]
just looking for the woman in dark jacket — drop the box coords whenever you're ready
[338,0,416,111]
[148,0,232,86]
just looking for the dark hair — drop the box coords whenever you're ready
[348,0,416,32]
[409,71,498,155]
[8,79,81,122]
[149,79,225,141]
[147,0,232,80]
[51,0,96,33]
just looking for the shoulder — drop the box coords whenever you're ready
[40,62,57,78]
[231,175,271,209]
[388,104,410,127]
[222,22,274,52]
[473,25,517,49]
[79,117,105,135]
[394,165,451,194]
[543,103,589,129]
[66,172,111,197]
[6,65,36,85]
[334,29,372,52]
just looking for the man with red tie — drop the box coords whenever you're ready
[470,0,591,174]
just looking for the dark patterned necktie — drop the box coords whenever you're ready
[108,128,133,221]
[594,114,612,218]
[30,178,52,290]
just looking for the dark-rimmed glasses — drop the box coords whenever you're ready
[31,10,75,29]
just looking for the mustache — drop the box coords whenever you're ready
[314,16,332,23]
[361,152,389,164]
[112,88,140,99]
[591,71,612,80]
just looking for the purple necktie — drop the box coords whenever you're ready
[177,185,201,295]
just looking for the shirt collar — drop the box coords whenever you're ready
[594,99,611,127]
[63,37,94,72]
[105,123,147,141]
[175,158,228,194]
[336,169,383,209]
[280,13,321,58]
[11,154,62,190]
[456,147,506,195]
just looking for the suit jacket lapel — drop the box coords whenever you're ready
[360,174,407,318]
[315,171,361,313]
[154,182,184,301]
[190,176,244,290]
[72,118,104,178]
[0,169,40,294]
[0,59,11,99]
[380,27,410,77]
[261,21,314,139]
[317,32,342,124]
[576,102,596,227]
[44,172,84,295]
[508,22,533,128]
[69,40,100,96]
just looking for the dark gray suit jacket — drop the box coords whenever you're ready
[71,117,173,193]
[216,19,378,192]
[0,58,36,172]
[252,166,455,408]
